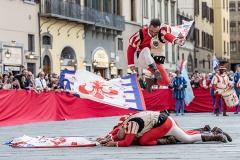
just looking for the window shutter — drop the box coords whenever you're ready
[202,31,205,47]
[210,8,214,23]
[212,36,214,50]
[191,28,195,40]
[206,6,210,21]
[195,0,199,15]
[202,2,207,18]
[195,29,199,46]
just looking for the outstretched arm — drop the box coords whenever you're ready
[127,31,141,68]
[161,26,186,46]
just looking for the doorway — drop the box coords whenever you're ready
[43,55,51,74]
[94,68,106,78]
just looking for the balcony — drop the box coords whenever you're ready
[40,0,125,31]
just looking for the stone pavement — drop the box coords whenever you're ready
[0,113,239,160]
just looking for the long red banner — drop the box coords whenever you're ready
[0,88,236,127]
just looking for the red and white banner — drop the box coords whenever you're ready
[64,70,146,111]
[171,20,194,39]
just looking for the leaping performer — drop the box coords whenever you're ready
[127,18,186,93]
[96,111,232,147]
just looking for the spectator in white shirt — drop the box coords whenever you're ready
[35,72,47,90]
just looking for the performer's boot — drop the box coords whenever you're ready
[201,134,227,143]
[223,109,229,116]
[148,63,162,81]
[192,125,211,132]
[216,109,219,116]
[145,77,156,94]
[211,127,232,142]
[157,136,177,145]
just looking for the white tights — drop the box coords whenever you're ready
[166,117,202,143]
[138,47,155,69]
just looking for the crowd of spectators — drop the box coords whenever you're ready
[1,68,235,93]
[137,70,236,90]
[0,69,64,94]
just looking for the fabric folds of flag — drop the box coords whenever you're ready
[60,69,146,111]
[212,55,220,72]
[170,20,194,39]
[179,60,195,106]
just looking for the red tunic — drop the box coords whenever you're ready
[127,26,177,67]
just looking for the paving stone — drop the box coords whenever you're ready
[0,113,239,160]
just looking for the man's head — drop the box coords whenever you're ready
[21,69,28,76]
[38,71,45,79]
[175,70,181,77]
[141,73,145,79]
[195,77,199,82]
[219,66,226,74]
[27,71,33,80]
[235,64,240,72]
[214,66,219,73]
[149,18,161,37]
[52,72,57,78]
[117,127,126,140]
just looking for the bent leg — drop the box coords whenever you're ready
[139,118,172,146]
[148,63,170,86]
[137,47,154,69]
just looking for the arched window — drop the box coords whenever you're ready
[61,47,76,60]
[41,33,53,49]
[43,35,51,45]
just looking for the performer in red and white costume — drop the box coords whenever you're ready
[97,111,230,147]
[211,66,233,116]
[127,18,186,93]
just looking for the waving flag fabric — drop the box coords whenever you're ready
[178,60,195,106]
[212,55,220,72]
[60,69,146,111]
[170,20,194,39]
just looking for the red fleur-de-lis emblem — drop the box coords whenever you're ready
[78,80,118,99]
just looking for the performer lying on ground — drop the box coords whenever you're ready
[96,111,232,147]
[127,18,186,93]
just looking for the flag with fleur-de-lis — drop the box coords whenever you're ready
[61,69,146,111]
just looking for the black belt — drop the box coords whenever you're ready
[153,112,169,128]
[136,51,165,64]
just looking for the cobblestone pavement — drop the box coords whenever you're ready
[0,113,239,160]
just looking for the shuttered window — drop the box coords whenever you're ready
[210,8,214,23]
[202,2,207,18]
[202,31,205,47]
[195,0,199,15]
